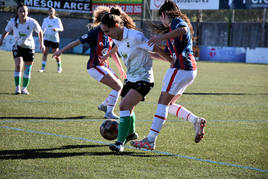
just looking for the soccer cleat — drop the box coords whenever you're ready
[109,142,124,152]
[130,137,155,150]
[125,132,139,144]
[21,88,30,95]
[39,69,45,73]
[15,86,21,95]
[104,111,119,119]
[98,104,107,113]
[57,67,62,73]
[193,117,207,143]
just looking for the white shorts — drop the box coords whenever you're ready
[87,66,117,82]
[161,68,197,95]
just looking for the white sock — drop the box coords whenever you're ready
[169,104,198,123]
[107,90,119,113]
[148,104,168,142]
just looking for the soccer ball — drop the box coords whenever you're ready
[100,119,118,140]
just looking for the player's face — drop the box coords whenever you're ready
[17,6,28,19]
[160,12,170,27]
[100,24,119,40]
[48,9,55,17]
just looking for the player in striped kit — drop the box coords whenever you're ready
[40,7,64,73]
[0,3,45,95]
[131,0,207,150]
[53,6,126,119]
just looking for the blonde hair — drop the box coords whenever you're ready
[92,6,110,27]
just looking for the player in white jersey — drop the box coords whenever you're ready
[0,3,45,95]
[40,7,64,73]
[100,7,173,152]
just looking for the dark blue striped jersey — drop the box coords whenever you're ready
[165,18,197,70]
[79,26,113,69]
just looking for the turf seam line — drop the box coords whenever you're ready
[1,126,268,173]
[0,119,268,123]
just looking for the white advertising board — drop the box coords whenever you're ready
[246,48,268,64]
[150,0,219,10]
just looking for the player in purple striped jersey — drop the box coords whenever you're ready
[131,0,207,150]
[53,6,126,119]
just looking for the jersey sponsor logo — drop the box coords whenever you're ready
[81,34,88,39]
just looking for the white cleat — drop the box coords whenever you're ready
[104,111,119,119]
[57,67,62,73]
[193,117,207,143]
[39,69,45,73]
[15,86,21,95]
[109,142,124,152]
[21,88,30,95]
[130,137,156,150]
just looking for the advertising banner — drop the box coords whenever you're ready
[92,0,142,14]
[150,0,220,10]
[220,0,268,9]
[246,48,268,64]
[24,0,91,13]
[199,46,246,62]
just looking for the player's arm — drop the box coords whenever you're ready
[54,19,64,32]
[153,45,175,67]
[0,31,9,46]
[111,52,126,80]
[148,27,187,47]
[38,30,45,53]
[53,39,81,58]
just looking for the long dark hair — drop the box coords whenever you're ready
[15,2,27,28]
[101,6,136,29]
[151,0,193,35]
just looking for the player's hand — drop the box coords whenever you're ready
[40,44,45,53]
[119,69,127,80]
[53,50,62,58]
[148,35,163,47]
[99,54,109,63]
[170,60,175,68]
[53,28,57,32]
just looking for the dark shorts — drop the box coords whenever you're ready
[121,80,154,101]
[12,45,34,62]
[44,40,59,49]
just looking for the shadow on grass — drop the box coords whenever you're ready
[184,92,268,95]
[0,116,104,120]
[0,145,165,160]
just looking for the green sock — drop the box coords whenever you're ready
[57,61,61,68]
[129,112,136,134]
[14,72,21,86]
[41,61,46,69]
[117,115,131,144]
[22,65,32,88]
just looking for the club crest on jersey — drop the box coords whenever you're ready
[99,42,104,46]
[101,48,109,56]
[27,26,29,30]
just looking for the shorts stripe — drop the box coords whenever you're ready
[94,67,105,75]
[166,69,178,92]
[154,115,166,121]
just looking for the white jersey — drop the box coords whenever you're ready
[113,27,154,83]
[42,16,63,42]
[5,17,42,49]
